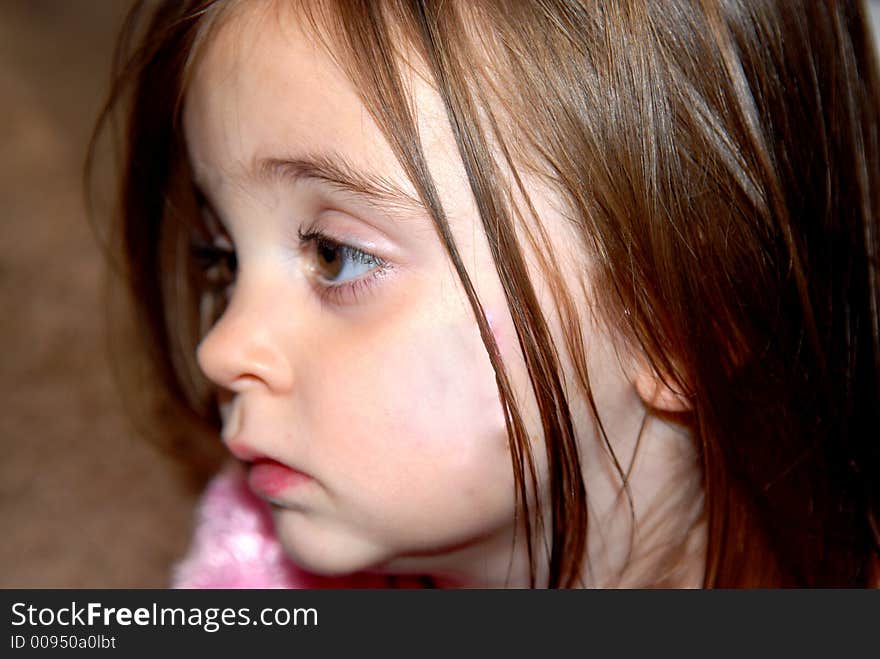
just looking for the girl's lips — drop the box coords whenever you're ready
[247,458,311,497]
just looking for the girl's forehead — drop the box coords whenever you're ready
[182,3,451,206]
[184,7,390,187]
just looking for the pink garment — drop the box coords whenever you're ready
[172,465,424,588]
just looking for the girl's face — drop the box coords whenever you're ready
[185,9,524,586]
[184,5,692,587]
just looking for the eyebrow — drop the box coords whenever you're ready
[254,152,424,215]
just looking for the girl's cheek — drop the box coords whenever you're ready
[332,302,501,457]
[409,311,508,451]
[485,308,509,357]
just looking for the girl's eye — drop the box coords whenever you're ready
[313,238,379,282]
[298,228,388,303]
[191,234,238,288]
[190,232,237,335]
[191,187,237,288]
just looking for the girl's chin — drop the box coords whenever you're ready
[273,514,390,578]
[270,510,489,585]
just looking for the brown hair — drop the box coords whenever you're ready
[89,0,880,586]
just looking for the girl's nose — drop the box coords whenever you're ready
[196,290,295,394]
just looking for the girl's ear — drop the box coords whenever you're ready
[633,365,693,413]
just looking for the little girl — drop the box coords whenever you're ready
[92,0,880,587]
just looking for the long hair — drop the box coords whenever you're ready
[89,0,880,587]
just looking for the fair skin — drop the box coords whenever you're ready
[185,4,704,587]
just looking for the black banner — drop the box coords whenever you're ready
[1,589,876,653]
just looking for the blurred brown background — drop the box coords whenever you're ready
[0,1,197,588]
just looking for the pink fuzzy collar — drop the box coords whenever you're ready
[172,465,424,588]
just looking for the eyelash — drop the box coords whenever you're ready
[189,226,389,307]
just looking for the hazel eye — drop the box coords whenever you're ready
[312,237,380,283]
[296,227,390,305]
[191,234,237,287]
[191,233,237,334]
[191,186,237,288]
